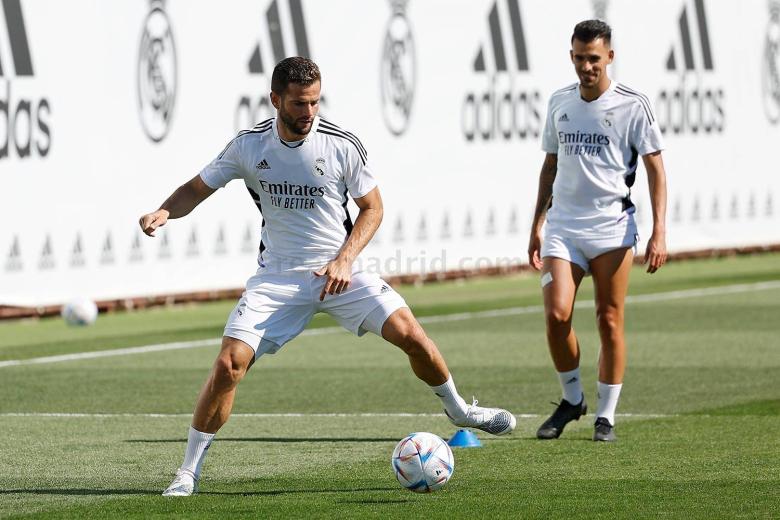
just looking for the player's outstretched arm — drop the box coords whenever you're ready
[315,187,383,300]
[139,174,216,237]
[642,151,668,273]
[527,153,558,271]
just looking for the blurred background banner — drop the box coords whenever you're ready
[1,0,778,306]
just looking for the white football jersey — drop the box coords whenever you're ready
[541,81,664,237]
[200,116,377,270]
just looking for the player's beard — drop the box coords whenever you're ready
[278,108,313,138]
[579,70,599,87]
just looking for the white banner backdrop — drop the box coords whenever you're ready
[1,0,778,306]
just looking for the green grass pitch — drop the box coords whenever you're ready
[0,253,779,518]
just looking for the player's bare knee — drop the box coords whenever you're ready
[545,306,573,330]
[397,325,430,357]
[212,354,248,389]
[596,305,622,335]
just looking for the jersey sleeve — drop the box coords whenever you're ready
[344,146,377,199]
[199,134,246,189]
[630,101,665,156]
[541,96,559,154]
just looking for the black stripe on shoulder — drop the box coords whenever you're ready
[616,83,652,102]
[615,86,655,124]
[218,127,271,159]
[317,128,367,165]
[253,118,273,130]
[318,118,368,157]
[551,83,578,98]
[615,89,653,124]
[319,124,368,160]
[616,84,654,113]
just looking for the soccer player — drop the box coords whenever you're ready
[140,57,516,496]
[527,21,668,442]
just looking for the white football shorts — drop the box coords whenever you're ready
[542,226,638,274]
[224,265,408,358]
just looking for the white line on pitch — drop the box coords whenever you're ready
[0,412,677,419]
[1,280,778,369]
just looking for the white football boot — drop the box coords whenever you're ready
[446,398,517,435]
[162,469,198,496]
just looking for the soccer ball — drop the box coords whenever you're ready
[61,298,98,326]
[391,432,454,493]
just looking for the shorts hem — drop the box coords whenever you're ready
[356,298,408,337]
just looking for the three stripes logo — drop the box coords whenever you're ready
[247,0,310,76]
[656,0,725,135]
[472,0,529,74]
[664,0,714,73]
[235,0,326,131]
[462,0,541,142]
[0,0,51,160]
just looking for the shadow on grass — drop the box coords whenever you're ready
[200,486,399,497]
[687,398,780,417]
[338,498,411,504]
[0,486,402,497]
[127,437,399,443]
[0,489,156,496]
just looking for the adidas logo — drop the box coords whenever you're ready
[248,0,311,75]
[380,284,391,294]
[0,0,52,160]
[473,0,529,72]
[256,159,271,170]
[462,0,542,142]
[558,113,569,122]
[657,0,724,135]
[666,0,713,72]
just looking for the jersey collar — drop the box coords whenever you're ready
[579,79,615,103]
[272,115,321,147]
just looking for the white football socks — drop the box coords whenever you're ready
[557,367,584,405]
[430,375,469,420]
[179,426,215,480]
[596,382,623,425]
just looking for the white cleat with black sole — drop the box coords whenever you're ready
[162,469,198,496]
[446,399,516,436]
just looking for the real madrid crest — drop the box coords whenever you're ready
[602,110,614,128]
[764,0,780,125]
[137,0,177,143]
[313,158,326,176]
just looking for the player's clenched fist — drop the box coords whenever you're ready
[139,209,170,237]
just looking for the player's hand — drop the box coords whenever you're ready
[527,233,543,271]
[139,209,170,237]
[643,232,667,274]
[314,258,352,301]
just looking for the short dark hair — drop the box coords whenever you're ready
[571,19,612,45]
[271,57,321,95]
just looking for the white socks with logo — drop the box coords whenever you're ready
[557,367,584,405]
[179,426,215,480]
[430,375,470,420]
[596,382,623,425]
